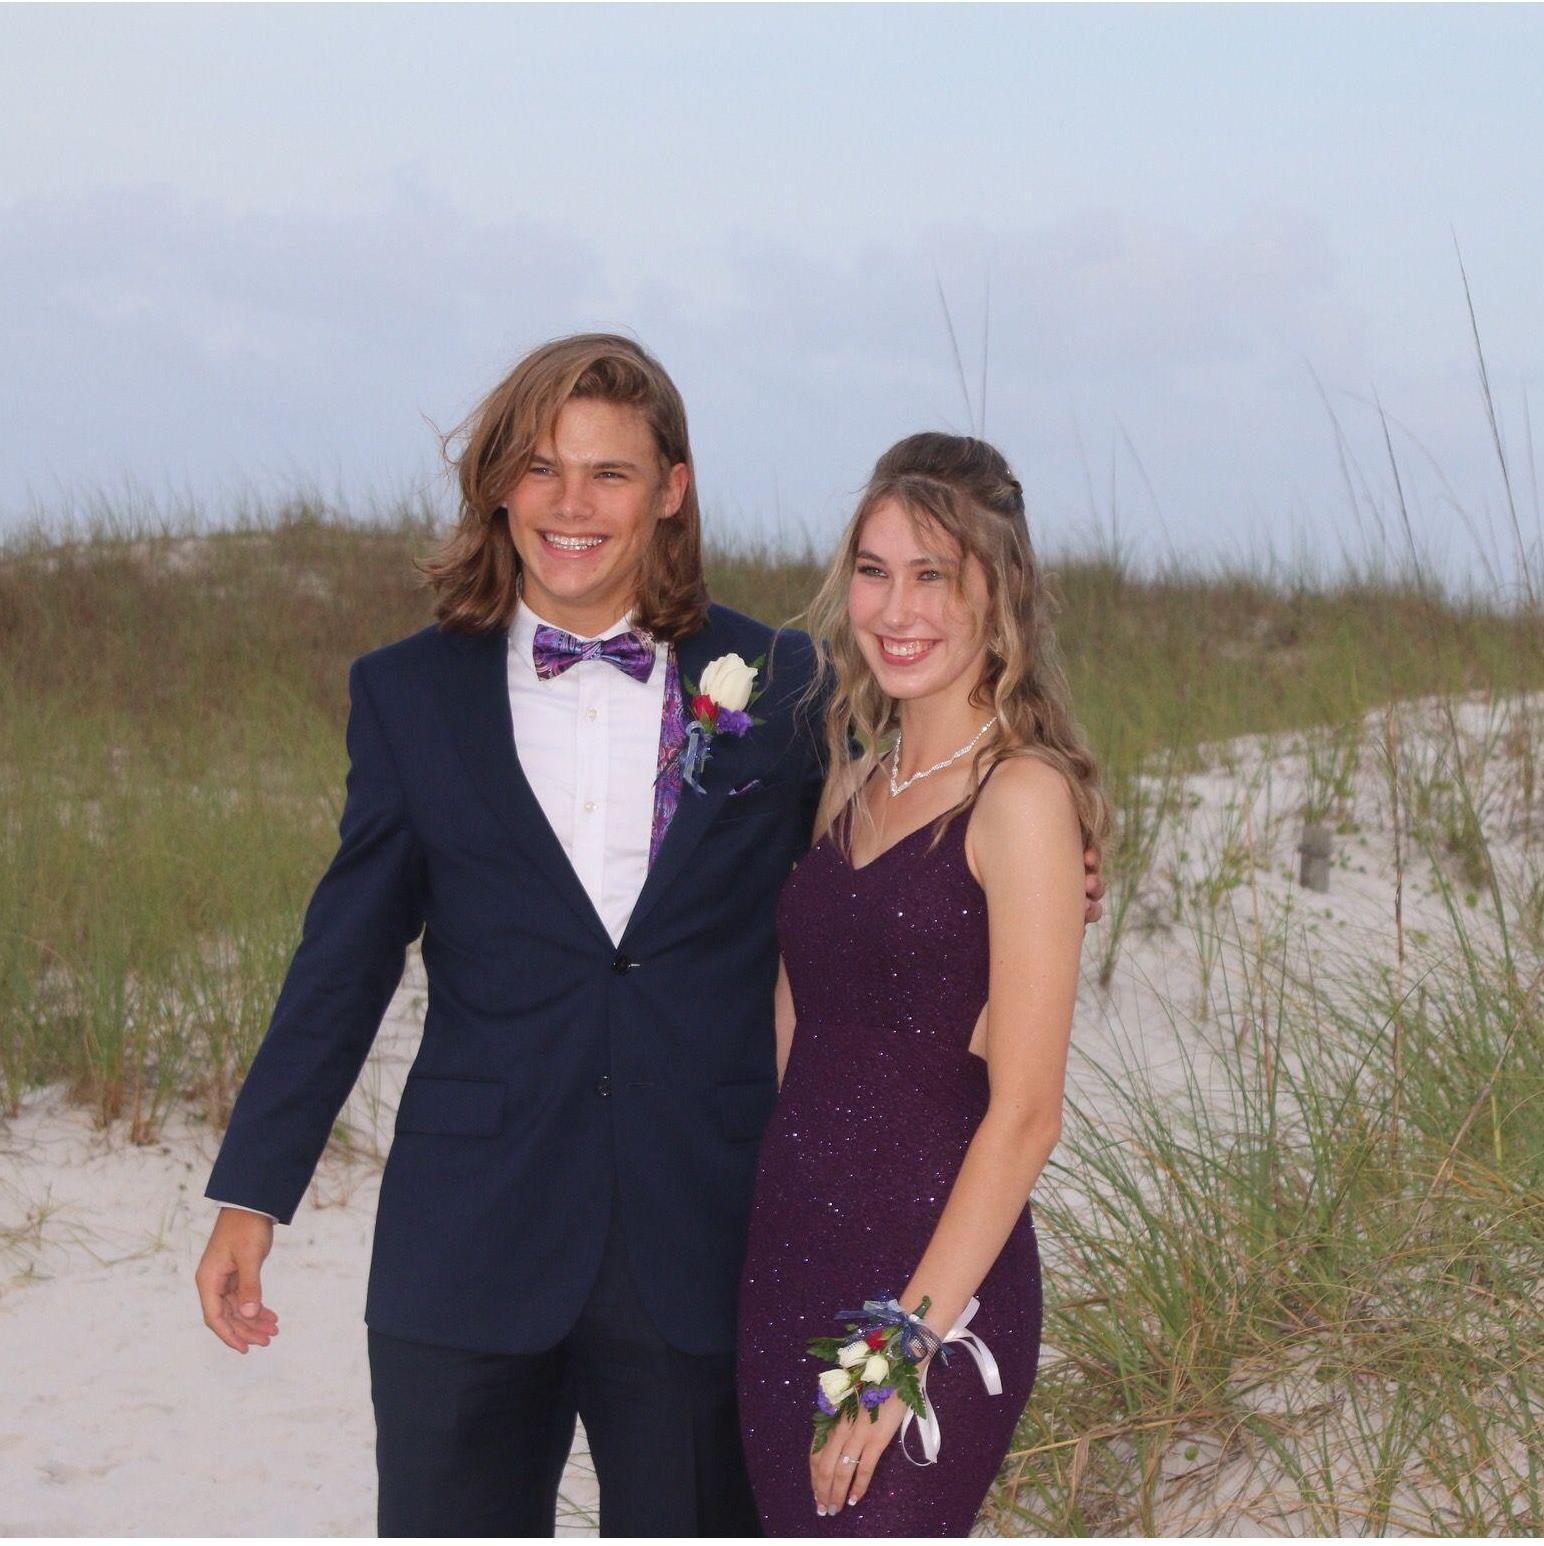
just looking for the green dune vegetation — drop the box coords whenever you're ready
[2,497,1540,1532]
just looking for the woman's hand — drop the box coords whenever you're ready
[809,1382,915,1516]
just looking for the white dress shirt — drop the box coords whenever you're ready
[213,601,668,1222]
[507,600,667,946]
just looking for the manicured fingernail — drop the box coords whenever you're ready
[815,1505,825,1515]
[240,1301,258,1316]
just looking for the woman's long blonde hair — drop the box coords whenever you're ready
[795,431,1111,859]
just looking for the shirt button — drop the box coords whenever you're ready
[586,707,598,720]
[594,1075,612,1097]
[584,800,596,813]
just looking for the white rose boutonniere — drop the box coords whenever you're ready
[697,652,758,712]
[676,650,766,792]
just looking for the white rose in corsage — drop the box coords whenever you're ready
[676,650,766,793]
[806,1294,935,1453]
[818,1367,856,1405]
[861,1352,890,1384]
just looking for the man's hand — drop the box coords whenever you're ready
[1082,840,1106,925]
[196,1208,280,1354]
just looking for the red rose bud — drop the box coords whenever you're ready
[866,1329,888,1349]
[691,694,719,725]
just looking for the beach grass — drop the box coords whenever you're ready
[2,497,1541,1533]
[981,682,1543,1535]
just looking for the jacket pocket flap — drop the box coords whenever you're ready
[394,1076,506,1137]
[714,1077,777,1141]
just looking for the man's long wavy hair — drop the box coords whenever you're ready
[796,432,1112,861]
[418,333,710,638]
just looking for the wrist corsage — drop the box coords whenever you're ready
[806,1294,943,1454]
[807,1293,1004,1466]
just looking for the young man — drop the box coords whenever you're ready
[195,334,1106,1536]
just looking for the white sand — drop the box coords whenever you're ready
[2,691,1534,1536]
[0,943,603,1536]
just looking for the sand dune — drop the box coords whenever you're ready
[2,691,1533,1536]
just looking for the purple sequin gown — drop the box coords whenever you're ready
[736,768,1043,1536]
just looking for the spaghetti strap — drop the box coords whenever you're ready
[975,754,1008,793]
[961,756,1006,857]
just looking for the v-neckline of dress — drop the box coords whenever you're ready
[827,766,959,875]
[838,818,939,874]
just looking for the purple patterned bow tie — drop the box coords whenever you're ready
[531,623,656,684]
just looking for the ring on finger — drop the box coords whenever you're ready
[840,1454,857,1465]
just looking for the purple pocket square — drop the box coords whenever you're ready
[726,777,766,797]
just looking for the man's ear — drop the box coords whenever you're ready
[659,460,689,519]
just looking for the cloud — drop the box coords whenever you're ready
[0,184,1527,585]
[0,183,607,509]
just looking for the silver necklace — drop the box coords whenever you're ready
[888,715,999,797]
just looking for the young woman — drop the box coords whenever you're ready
[735,432,1110,1535]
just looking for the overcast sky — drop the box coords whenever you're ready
[3,3,1541,586]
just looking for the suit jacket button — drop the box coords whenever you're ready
[611,953,633,974]
[594,1075,612,1097]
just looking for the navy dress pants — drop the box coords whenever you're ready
[368,1194,762,1538]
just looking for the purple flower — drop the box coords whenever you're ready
[861,1386,894,1408]
[816,1388,840,1417]
[716,708,754,737]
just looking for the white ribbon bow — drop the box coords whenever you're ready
[896,1295,1003,1466]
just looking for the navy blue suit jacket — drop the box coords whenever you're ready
[205,603,827,1355]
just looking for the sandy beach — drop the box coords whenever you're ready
[2,690,1534,1537]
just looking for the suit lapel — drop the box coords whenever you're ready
[431,625,613,949]
[621,613,757,946]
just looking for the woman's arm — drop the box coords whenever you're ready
[897,754,1084,1341]
[774,955,796,1088]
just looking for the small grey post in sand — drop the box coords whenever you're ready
[1298,822,1333,892]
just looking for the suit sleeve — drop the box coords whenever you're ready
[208,1198,279,1222]
[204,658,426,1223]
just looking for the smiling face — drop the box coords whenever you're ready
[503,396,689,637]
[847,496,992,704]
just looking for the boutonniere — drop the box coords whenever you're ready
[677,651,766,793]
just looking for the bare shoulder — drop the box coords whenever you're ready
[966,754,1083,880]
[975,754,1079,833]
